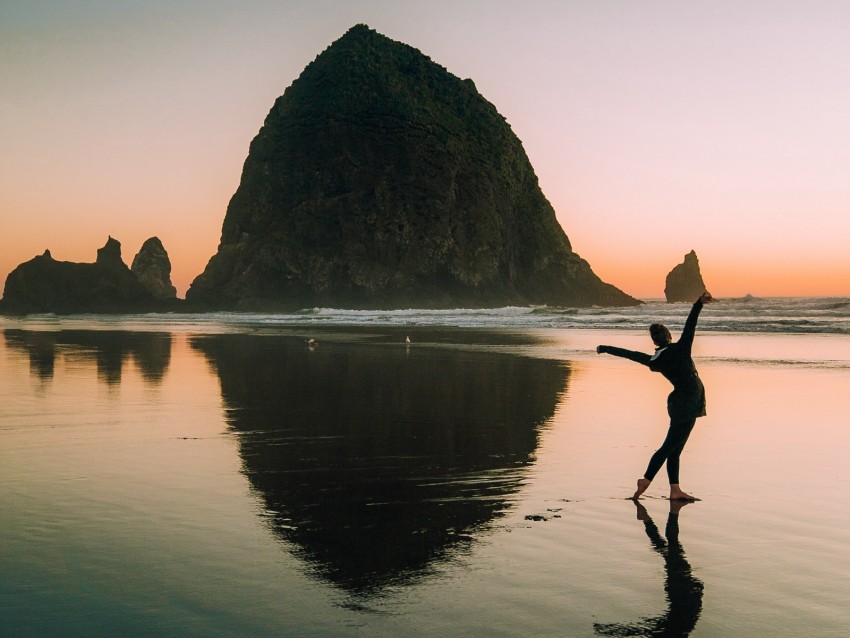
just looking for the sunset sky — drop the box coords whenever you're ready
[2,0,849,300]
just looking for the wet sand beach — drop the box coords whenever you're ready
[1,321,849,636]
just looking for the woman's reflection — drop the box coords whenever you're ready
[594,500,704,637]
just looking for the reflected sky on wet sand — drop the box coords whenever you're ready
[190,332,570,597]
[1,326,849,637]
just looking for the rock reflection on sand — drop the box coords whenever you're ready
[3,329,172,385]
[192,332,570,596]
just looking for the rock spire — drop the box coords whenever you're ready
[665,250,708,303]
[131,237,177,300]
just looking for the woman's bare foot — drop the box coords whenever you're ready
[632,478,651,499]
[669,484,700,501]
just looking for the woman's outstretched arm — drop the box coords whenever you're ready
[597,345,652,366]
[679,292,714,351]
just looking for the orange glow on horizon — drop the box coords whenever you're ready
[3,3,850,301]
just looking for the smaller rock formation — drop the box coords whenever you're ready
[665,250,708,303]
[131,237,177,300]
[0,237,182,315]
[97,236,124,267]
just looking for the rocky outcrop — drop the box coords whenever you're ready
[665,250,707,303]
[0,237,182,314]
[97,236,124,267]
[187,24,638,310]
[131,237,177,300]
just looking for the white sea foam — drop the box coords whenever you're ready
[2,297,849,334]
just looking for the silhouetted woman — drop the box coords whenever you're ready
[597,292,714,500]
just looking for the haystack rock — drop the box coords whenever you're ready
[0,237,178,314]
[665,250,707,303]
[131,237,177,300]
[187,24,638,310]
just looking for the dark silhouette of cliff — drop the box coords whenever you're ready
[0,237,183,314]
[187,24,638,310]
[131,237,177,300]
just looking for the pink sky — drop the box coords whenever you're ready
[2,1,849,300]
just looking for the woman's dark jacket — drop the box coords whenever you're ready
[599,299,706,421]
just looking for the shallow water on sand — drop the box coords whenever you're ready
[1,323,849,637]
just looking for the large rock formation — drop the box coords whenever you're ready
[187,24,638,310]
[131,237,177,300]
[665,250,708,303]
[0,237,181,314]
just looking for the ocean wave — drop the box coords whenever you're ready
[702,356,850,369]
[2,297,849,335]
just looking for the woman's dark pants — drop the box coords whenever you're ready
[644,418,697,484]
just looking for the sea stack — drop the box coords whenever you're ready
[131,237,177,300]
[187,24,638,310]
[665,250,707,303]
[0,237,182,314]
[0,237,152,314]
